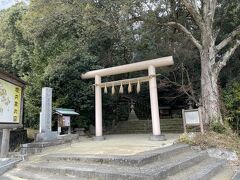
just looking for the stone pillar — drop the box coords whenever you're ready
[0,129,10,157]
[41,87,52,132]
[36,87,57,142]
[148,65,165,141]
[94,75,104,141]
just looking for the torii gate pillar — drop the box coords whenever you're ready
[148,65,165,141]
[94,75,105,141]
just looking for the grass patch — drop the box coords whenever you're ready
[179,130,240,157]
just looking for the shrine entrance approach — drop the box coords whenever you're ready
[81,56,174,141]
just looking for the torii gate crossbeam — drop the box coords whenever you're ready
[81,56,174,141]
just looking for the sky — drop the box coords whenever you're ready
[0,0,28,10]
[0,0,16,10]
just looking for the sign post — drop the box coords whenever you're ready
[0,129,10,157]
[0,70,25,157]
[182,108,204,134]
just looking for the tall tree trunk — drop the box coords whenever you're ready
[200,27,223,124]
[200,55,222,124]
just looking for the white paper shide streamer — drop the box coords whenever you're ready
[119,81,124,94]
[128,81,132,93]
[111,83,115,95]
[104,83,108,94]
[137,80,141,93]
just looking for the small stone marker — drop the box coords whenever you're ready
[36,87,57,142]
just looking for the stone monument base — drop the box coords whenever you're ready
[36,132,58,142]
[149,134,166,141]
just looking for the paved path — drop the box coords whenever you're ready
[65,134,180,155]
[26,133,180,162]
[54,134,177,155]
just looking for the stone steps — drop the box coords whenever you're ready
[6,150,207,180]
[111,131,184,134]
[2,167,76,180]
[111,130,183,134]
[111,129,183,132]
[232,170,240,180]
[0,158,21,176]
[111,119,183,134]
[20,134,79,156]
[43,144,189,166]
[141,151,208,179]
[166,158,226,180]
[114,129,183,133]
[116,125,183,129]
[211,165,235,180]
[116,124,183,128]
[118,119,183,124]
[111,119,184,134]
[2,143,232,180]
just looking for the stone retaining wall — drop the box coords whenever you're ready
[0,129,27,152]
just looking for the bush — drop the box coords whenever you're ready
[178,133,196,145]
[210,122,226,134]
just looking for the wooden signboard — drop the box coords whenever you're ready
[0,70,25,129]
[59,116,71,127]
[62,116,70,127]
[182,108,204,134]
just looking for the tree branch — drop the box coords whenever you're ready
[209,0,217,17]
[129,13,202,51]
[181,0,204,29]
[158,67,199,105]
[214,40,240,74]
[203,0,217,23]
[216,25,240,52]
[164,22,202,50]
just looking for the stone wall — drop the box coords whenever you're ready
[0,129,27,152]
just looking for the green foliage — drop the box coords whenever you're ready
[0,3,28,74]
[0,1,100,128]
[223,80,240,134]
[224,81,240,111]
[210,121,226,134]
[24,74,42,128]
[72,116,90,129]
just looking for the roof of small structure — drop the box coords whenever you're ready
[55,108,79,116]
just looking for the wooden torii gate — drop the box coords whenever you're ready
[81,56,174,141]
